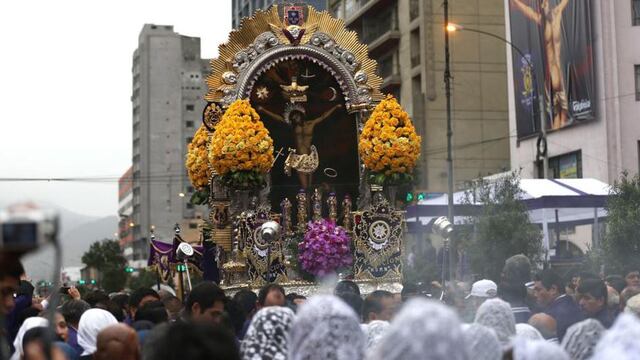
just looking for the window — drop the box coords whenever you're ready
[536,151,582,179]
[635,65,640,101]
[187,137,193,144]
[633,0,640,26]
[186,203,194,209]
[410,0,420,21]
[189,223,198,229]
[362,4,397,43]
[186,120,194,128]
[186,104,195,111]
[410,29,421,68]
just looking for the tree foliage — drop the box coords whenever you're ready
[81,239,128,293]
[129,268,158,291]
[460,172,542,281]
[603,171,640,274]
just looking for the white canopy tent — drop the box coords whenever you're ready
[406,178,610,259]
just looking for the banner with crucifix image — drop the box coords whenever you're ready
[508,0,596,137]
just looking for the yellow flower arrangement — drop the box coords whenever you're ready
[186,125,212,190]
[209,99,274,188]
[359,95,421,185]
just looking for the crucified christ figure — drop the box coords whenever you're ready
[257,104,342,188]
[511,0,570,129]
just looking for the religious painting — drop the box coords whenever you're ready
[509,0,596,136]
[250,59,360,213]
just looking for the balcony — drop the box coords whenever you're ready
[344,0,395,27]
[367,30,400,56]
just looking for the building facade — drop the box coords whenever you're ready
[506,0,640,183]
[118,166,135,265]
[130,24,209,265]
[232,0,327,28]
[328,0,511,192]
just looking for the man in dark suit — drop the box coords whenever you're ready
[533,269,583,341]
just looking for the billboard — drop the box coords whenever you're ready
[508,0,595,138]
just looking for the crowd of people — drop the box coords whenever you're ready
[1,254,640,360]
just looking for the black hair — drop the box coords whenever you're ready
[578,271,599,281]
[135,300,168,324]
[186,282,226,315]
[95,299,125,322]
[334,280,361,297]
[286,293,306,302]
[17,307,41,329]
[153,321,240,360]
[129,288,160,309]
[499,281,528,303]
[60,299,91,327]
[337,292,363,318]
[22,326,51,351]
[362,290,393,321]
[577,279,608,302]
[605,275,626,294]
[17,280,34,298]
[224,297,246,337]
[232,289,257,316]
[110,293,130,310]
[534,269,565,294]
[84,290,109,308]
[0,257,24,280]
[163,296,183,312]
[257,284,285,306]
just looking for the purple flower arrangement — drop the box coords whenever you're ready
[298,219,353,277]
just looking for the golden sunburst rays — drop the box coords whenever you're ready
[205,5,382,105]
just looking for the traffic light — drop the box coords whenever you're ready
[405,192,414,202]
[416,192,426,201]
[90,279,96,285]
[78,279,86,285]
[176,264,187,272]
[125,266,134,273]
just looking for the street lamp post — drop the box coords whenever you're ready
[446,23,548,179]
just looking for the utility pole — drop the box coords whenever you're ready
[443,0,455,284]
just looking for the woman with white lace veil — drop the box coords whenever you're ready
[368,298,469,360]
[560,319,605,360]
[462,323,502,360]
[512,337,569,360]
[591,313,640,360]
[288,295,365,360]
[474,298,516,347]
[240,306,295,360]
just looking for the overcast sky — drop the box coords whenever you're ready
[0,0,232,217]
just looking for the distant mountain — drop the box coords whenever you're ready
[22,215,119,281]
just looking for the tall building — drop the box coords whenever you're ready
[507,0,640,182]
[130,24,209,264]
[328,0,511,192]
[232,0,327,28]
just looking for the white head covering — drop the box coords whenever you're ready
[288,295,365,360]
[369,298,469,360]
[364,320,390,349]
[591,313,640,360]
[462,323,502,360]
[513,338,569,360]
[474,298,516,347]
[10,317,48,360]
[560,319,605,360]
[77,308,118,356]
[240,306,295,360]
[515,323,543,341]
[625,293,640,316]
